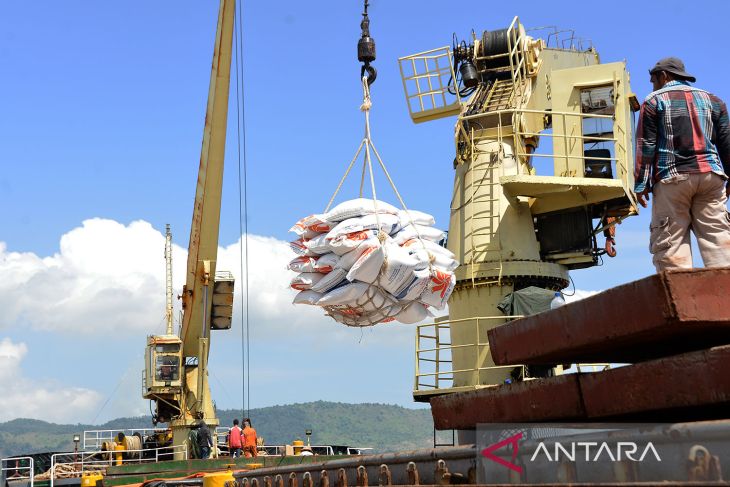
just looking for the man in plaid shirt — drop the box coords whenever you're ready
[634,57,730,271]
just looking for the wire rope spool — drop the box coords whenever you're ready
[101,441,117,461]
[114,433,142,460]
[480,29,511,69]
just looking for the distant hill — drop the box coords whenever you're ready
[0,402,433,458]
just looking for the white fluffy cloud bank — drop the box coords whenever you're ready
[0,219,171,335]
[0,337,103,423]
[0,218,604,422]
[0,218,412,342]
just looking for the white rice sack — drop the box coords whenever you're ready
[419,269,456,310]
[401,238,456,260]
[392,268,431,301]
[356,285,397,312]
[324,198,399,222]
[290,214,333,239]
[377,242,428,296]
[304,234,331,255]
[288,256,316,273]
[288,254,339,273]
[335,247,362,271]
[346,242,385,284]
[394,302,432,324]
[290,272,325,291]
[311,268,347,293]
[393,224,446,244]
[326,213,400,240]
[398,209,435,227]
[326,307,363,325]
[409,249,458,272]
[289,238,309,256]
[328,230,377,255]
[292,290,323,305]
[311,243,373,294]
[328,305,395,327]
[322,287,397,326]
[314,253,339,273]
[318,282,369,306]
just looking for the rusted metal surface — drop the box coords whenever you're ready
[488,268,730,365]
[431,374,583,429]
[430,345,730,428]
[580,345,730,419]
[230,447,477,487]
[147,422,730,486]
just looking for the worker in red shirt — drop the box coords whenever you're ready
[242,418,258,458]
[228,419,243,458]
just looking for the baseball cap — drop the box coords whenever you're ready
[649,57,696,82]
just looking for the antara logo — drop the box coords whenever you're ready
[481,432,524,474]
[481,433,662,473]
[530,441,662,462]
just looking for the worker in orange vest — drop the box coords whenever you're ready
[242,418,258,458]
[228,419,243,458]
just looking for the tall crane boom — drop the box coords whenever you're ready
[180,0,235,357]
[143,0,236,458]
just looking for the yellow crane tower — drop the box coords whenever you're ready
[399,19,639,399]
[142,0,236,458]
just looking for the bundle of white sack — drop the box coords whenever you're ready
[287,198,458,326]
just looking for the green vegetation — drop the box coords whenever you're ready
[0,402,433,458]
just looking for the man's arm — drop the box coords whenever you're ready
[713,97,730,176]
[634,97,658,206]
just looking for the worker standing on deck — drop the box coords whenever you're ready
[197,420,214,459]
[229,419,243,458]
[242,418,258,458]
[634,57,730,271]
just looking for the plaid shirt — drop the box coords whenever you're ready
[634,80,730,193]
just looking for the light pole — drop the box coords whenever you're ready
[73,434,80,464]
[305,429,312,447]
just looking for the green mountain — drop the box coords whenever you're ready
[0,402,433,458]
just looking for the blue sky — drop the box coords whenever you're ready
[1,0,728,424]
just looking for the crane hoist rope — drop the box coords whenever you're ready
[233,0,251,418]
[287,2,459,328]
[324,1,413,220]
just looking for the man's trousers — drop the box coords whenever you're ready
[650,172,730,271]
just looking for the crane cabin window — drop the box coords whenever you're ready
[155,343,179,353]
[580,85,616,179]
[155,354,180,381]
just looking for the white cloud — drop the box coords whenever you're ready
[564,288,601,303]
[0,338,102,423]
[0,218,419,346]
[0,219,173,335]
[0,217,605,346]
[0,219,476,422]
[217,234,424,346]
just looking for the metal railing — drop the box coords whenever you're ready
[414,316,524,392]
[49,444,187,487]
[416,318,616,394]
[458,107,625,177]
[398,46,461,122]
[82,428,169,450]
[1,456,34,487]
[256,445,336,456]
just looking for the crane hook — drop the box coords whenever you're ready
[603,216,618,257]
[357,0,377,85]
